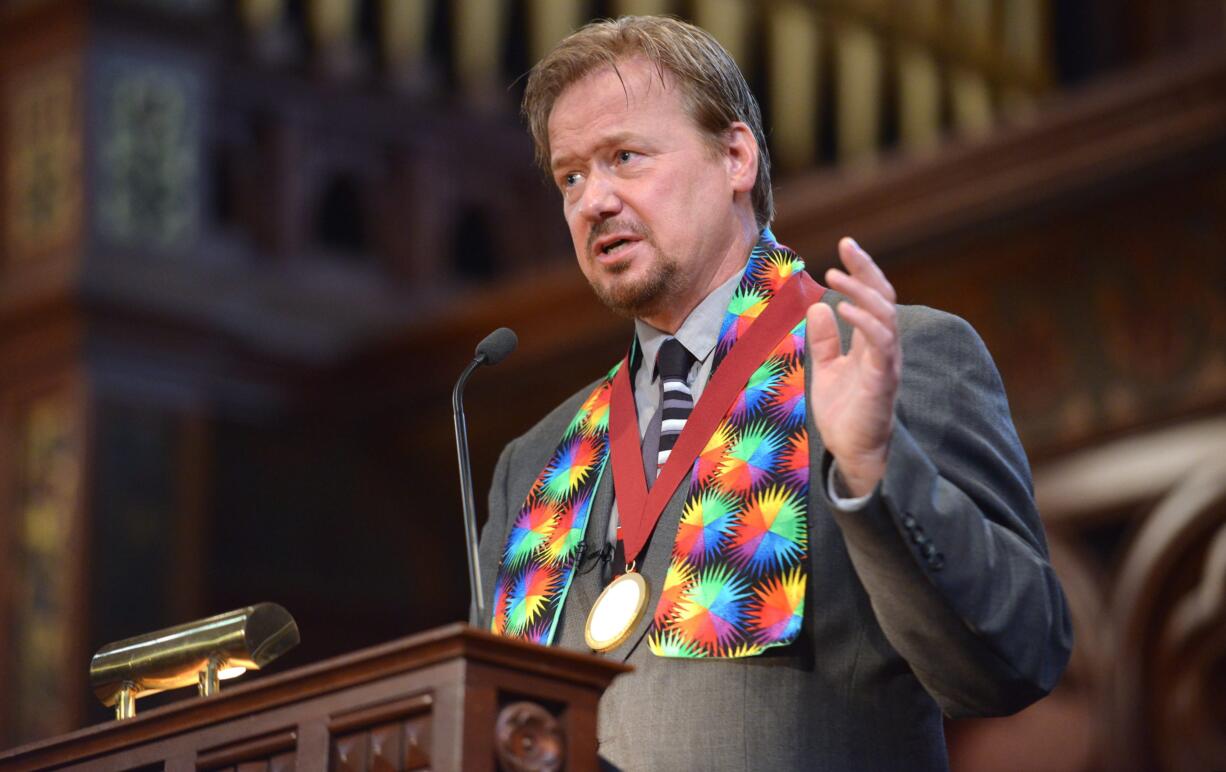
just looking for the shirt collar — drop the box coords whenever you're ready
[633,265,746,380]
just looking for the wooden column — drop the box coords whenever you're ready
[0,1,89,746]
[0,0,217,744]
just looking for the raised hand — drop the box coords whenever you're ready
[806,237,902,498]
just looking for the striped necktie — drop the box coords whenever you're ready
[655,336,697,471]
[605,336,698,580]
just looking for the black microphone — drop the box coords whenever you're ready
[474,327,517,366]
[452,327,518,629]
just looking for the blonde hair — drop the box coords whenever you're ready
[522,16,773,228]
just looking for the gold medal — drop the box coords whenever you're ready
[584,569,649,652]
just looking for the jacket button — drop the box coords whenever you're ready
[912,532,928,546]
[923,543,937,558]
[903,515,917,530]
[929,552,945,571]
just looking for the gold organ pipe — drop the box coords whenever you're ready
[528,0,585,64]
[693,0,753,71]
[768,1,821,170]
[835,17,883,166]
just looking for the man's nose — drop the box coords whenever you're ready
[580,172,622,220]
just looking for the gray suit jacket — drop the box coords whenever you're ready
[477,294,1072,771]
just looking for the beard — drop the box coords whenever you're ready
[591,257,681,319]
[584,229,683,319]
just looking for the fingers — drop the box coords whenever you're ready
[835,301,896,357]
[826,266,896,327]
[825,237,900,365]
[806,302,840,366]
[836,237,897,304]
[826,238,896,328]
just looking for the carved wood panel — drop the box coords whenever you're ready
[2,55,83,269]
[197,728,297,771]
[328,693,433,772]
[950,426,1226,772]
[0,375,87,748]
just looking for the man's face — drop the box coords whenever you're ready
[547,57,748,326]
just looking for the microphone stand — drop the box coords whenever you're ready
[452,355,486,629]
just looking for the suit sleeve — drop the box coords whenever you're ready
[822,305,1073,718]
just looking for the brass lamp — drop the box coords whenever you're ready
[89,602,300,720]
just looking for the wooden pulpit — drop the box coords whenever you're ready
[0,624,629,772]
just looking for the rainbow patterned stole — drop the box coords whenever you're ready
[491,231,813,658]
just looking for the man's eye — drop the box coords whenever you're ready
[562,172,581,188]
[616,150,635,163]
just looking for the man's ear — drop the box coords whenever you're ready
[723,122,759,195]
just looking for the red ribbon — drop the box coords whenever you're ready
[608,271,825,566]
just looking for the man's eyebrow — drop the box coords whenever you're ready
[549,150,580,173]
[550,132,646,171]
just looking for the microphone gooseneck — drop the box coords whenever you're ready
[452,327,518,630]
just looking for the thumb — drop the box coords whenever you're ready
[806,302,840,367]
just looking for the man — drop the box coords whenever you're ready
[477,16,1071,770]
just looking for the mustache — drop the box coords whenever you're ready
[587,219,650,255]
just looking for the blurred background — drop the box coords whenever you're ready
[0,0,1224,768]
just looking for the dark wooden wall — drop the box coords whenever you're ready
[770,51,1226,772]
